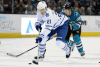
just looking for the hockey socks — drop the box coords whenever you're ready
[61,43,70,58]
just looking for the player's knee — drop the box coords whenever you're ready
[73,34,82,45]
[56,39,65,48]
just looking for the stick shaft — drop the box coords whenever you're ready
[7,35,56,57]
[16,45,38,57]
[7,45,38,57]
[37,30,41,64]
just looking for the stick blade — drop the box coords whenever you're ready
[32,60,38,65]
[7,53,17,57]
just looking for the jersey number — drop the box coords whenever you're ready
[47,20,51,24]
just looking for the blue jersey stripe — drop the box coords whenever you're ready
[44,28,51,31]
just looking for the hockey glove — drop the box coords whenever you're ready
[72,23,80,31]
[36,34,44,43]
[35,24,42,32]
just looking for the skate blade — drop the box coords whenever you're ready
[81,55,85,58]
[34,58,44,62]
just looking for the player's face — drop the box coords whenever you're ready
[38,8,46,15]
[64,9,71,16]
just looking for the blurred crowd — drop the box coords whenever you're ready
[0,0,100,15]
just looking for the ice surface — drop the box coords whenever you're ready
[0,37,100,67]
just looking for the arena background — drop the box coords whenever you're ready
[0,0,100,38]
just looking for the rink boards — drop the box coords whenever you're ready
[0,14,100,38]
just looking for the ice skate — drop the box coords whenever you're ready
[34,49,46,60]
[80,51,85,58]
[66,47,71,58]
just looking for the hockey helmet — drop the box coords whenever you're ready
[37,1,47,10]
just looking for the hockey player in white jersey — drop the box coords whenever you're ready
[34,1,74,59]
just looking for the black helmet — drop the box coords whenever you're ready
[63,3,71,9]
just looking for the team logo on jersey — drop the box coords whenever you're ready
[46,13,49,17]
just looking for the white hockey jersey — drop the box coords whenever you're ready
[35,8,68,36]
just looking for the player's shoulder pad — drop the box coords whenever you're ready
[72,9,80,17]
[46,8,52,17]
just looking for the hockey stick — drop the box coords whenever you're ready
[7,35,56,57]
[33,30,41,65]
[7,45,38,57]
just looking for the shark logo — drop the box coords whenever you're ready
[26,20,33,33]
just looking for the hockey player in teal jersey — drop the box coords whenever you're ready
[60,3,85,57]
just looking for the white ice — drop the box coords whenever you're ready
[0,37,100,67]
